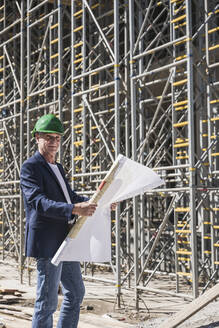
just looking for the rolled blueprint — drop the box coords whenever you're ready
[52,154,164,265]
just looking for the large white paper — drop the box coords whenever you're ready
[52,154,164,265]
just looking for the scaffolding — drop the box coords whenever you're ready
[0,0,218,308]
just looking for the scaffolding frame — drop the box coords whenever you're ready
[0,0,218,309]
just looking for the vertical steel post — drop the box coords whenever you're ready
[138,2,145,271]
[19,0,25,284]
[71,0,76,190]
[129,0,139,310]
[27,0,31,158]
[114,0,121,308]
[58,0,63,163]
[124,0,131,288]
[186,0,198,298]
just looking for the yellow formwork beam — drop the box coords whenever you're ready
[92,166,100,170]
[74,58,83,64]
[208,9,219,16]
[210,100,219,104]
[50,38,58,45]
[209,44,219,51]
[73,25,83,33]
[74,124,83,129]
[175,105,188,111]
[50,53,59,59]
[50,68,59,74]
[74,155,83,161]
[177,223,190,227]
[173,79,187,86]
[177,272,191,277]
[74,107,83,113]
[176,151,186,155]
[175,22,186,29]
[175,54,187,61]
[38,69,45,75]
[50,23,58,30]
[174,6,186,14]
[74,41,83,48]
[176,250,192,255]
[173,100,188,107]
[176,155,189,159]
[73,140,83,146]
[174,142,189,148]
[73,9,83,17]
[208,27,219,34]
[171,15,186,24]
[177,240,190,245]
[91,3,100,10]
[178,257,191,261]
[175,207,190,212]
[173,121,188,128]
[171,0,184,4]
[211,116,219,121]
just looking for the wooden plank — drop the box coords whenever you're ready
[158,284,219,328]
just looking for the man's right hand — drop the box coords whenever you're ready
[72,202,97,216]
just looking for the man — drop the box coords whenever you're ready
[20,113,97,328]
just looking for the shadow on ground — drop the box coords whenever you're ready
[199,321,219,328]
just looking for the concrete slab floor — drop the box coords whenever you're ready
[1,259,219,328]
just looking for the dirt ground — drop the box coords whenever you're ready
[0,259,219,328]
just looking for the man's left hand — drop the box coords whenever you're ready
[111,203,118,211]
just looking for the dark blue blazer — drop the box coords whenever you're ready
[20,151,87,258]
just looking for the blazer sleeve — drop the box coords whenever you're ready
[20,161,74,222]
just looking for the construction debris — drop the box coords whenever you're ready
[0,289,24,305]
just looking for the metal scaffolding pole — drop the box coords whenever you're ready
[0,0,218,309]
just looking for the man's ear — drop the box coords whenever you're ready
[35,133,39,143]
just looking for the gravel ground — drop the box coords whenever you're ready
[1,259,219,328]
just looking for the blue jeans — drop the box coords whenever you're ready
[32,259,85,328]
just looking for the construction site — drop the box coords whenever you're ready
[0,0,219,327]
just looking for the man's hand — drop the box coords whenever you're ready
[111,203,118,211]
[72,202,97,216]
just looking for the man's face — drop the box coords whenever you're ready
[36,133,61,157]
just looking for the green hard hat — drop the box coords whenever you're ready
[32,114,64,137]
